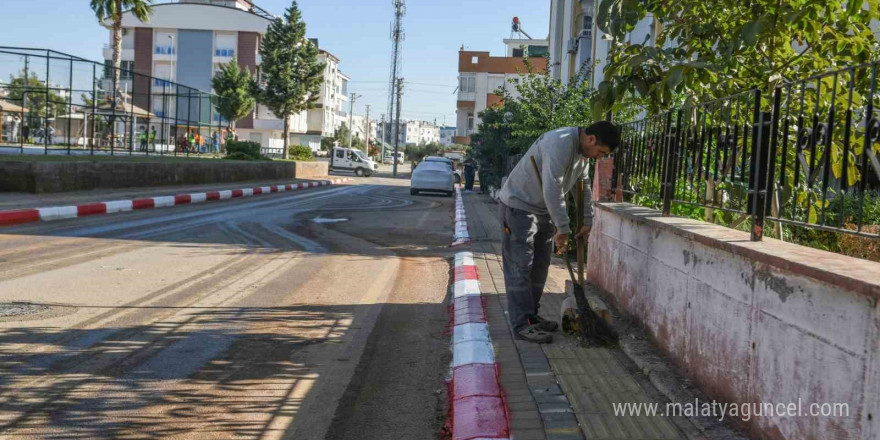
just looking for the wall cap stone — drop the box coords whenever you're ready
[595,202,880,299]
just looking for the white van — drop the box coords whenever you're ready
[330,147,379,177]
[383,151,404,164]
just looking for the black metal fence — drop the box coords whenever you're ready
[614,63,880,241]
[0,47,227,156]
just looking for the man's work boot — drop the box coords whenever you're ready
[516,323,553,344]
[529,315,559,333]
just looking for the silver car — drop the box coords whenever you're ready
[410,161,454,196]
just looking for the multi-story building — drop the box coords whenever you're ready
[439,126,456,145]
[107,1,350,152]
[455,38,548,145]
[549,0,657,86]
[291,49,350,150]
[376,119,439,146]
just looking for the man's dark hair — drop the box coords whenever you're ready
[583,121,620,152]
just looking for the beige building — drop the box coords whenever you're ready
[454,39,548,145]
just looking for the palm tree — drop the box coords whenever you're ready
[90,0,154,89]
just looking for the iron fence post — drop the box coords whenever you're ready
[749,94,771,241]
[661,110,681,216]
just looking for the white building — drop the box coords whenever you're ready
[108,1,350,152]
[106,0,314,151]
[439,126,456,145]
[291,49,350,150]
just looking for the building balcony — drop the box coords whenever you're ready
[103,47,134,61]
[457,91,476,101]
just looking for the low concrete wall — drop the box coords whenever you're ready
[587,203,880,440]
[292,160,328,180]
[0,160,328,193]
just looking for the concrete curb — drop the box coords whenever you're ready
[0,178,353,227]
[452,188,471,246]
[450,188,510,440]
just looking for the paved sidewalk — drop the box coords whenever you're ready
[459,190,701,440]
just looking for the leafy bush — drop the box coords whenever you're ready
[225,140,264,161]
[289,145,314,161]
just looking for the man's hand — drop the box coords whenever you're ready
[554,232,569,255]
[574,226,592,241]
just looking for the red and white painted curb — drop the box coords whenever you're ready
[452,188,470,246]
[449,187,509,440]
[0,178,352,227]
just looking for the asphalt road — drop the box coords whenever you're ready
[0,175,453,439]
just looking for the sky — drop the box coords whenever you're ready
[0,0,550,127]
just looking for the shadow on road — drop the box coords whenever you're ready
[0,300,450,439]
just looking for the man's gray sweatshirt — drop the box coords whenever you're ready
[498,127,592,234]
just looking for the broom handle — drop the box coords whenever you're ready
[575,179,585,286]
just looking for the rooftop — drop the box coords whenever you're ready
[145,0,274,20]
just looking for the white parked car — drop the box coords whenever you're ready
[411,161,454,196]
[424,156,462,183]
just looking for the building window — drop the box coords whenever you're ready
[155,31,176,55]
[513,48,524,57]
[214,32,237,58]
[528,45,549,57]
[104,60,134,80]
[459,74,476,93]
[467,113,474,131]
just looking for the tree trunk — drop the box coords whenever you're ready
[112,0,123,91]
[282,114,290,160]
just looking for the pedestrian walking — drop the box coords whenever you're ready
[212,130,220,153]
[464,158,476,191]
[10,115,20,143]
[150,126,157,151]
[497,121,619,344]
[138,127,148,151]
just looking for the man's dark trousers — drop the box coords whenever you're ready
[499,202,554,330]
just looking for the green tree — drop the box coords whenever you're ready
[212,58,256,132]
[7,71,67,119]
[90,0,154,89]
[468,61,612,190]
[594,0,880,114]
[254,1,324,160]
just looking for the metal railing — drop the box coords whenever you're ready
[0,47,227,157]
[614,63,880,241]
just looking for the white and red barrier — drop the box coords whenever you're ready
[0,178,352,227]
[449,185,509,440]
[450,251,509,440]
[452,188,470,246]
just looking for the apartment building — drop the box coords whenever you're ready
[107,0,351,152]
[455,38,548,145]
[291,49,350,150]
[376,119,439,146]
[439,126,456,146]
[549,0,658,86]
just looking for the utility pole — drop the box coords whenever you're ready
[393,78,403,177]
[364,104,371,156]
[380,113,386,158]
[387,0,406,163]
[347,92,361,149]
